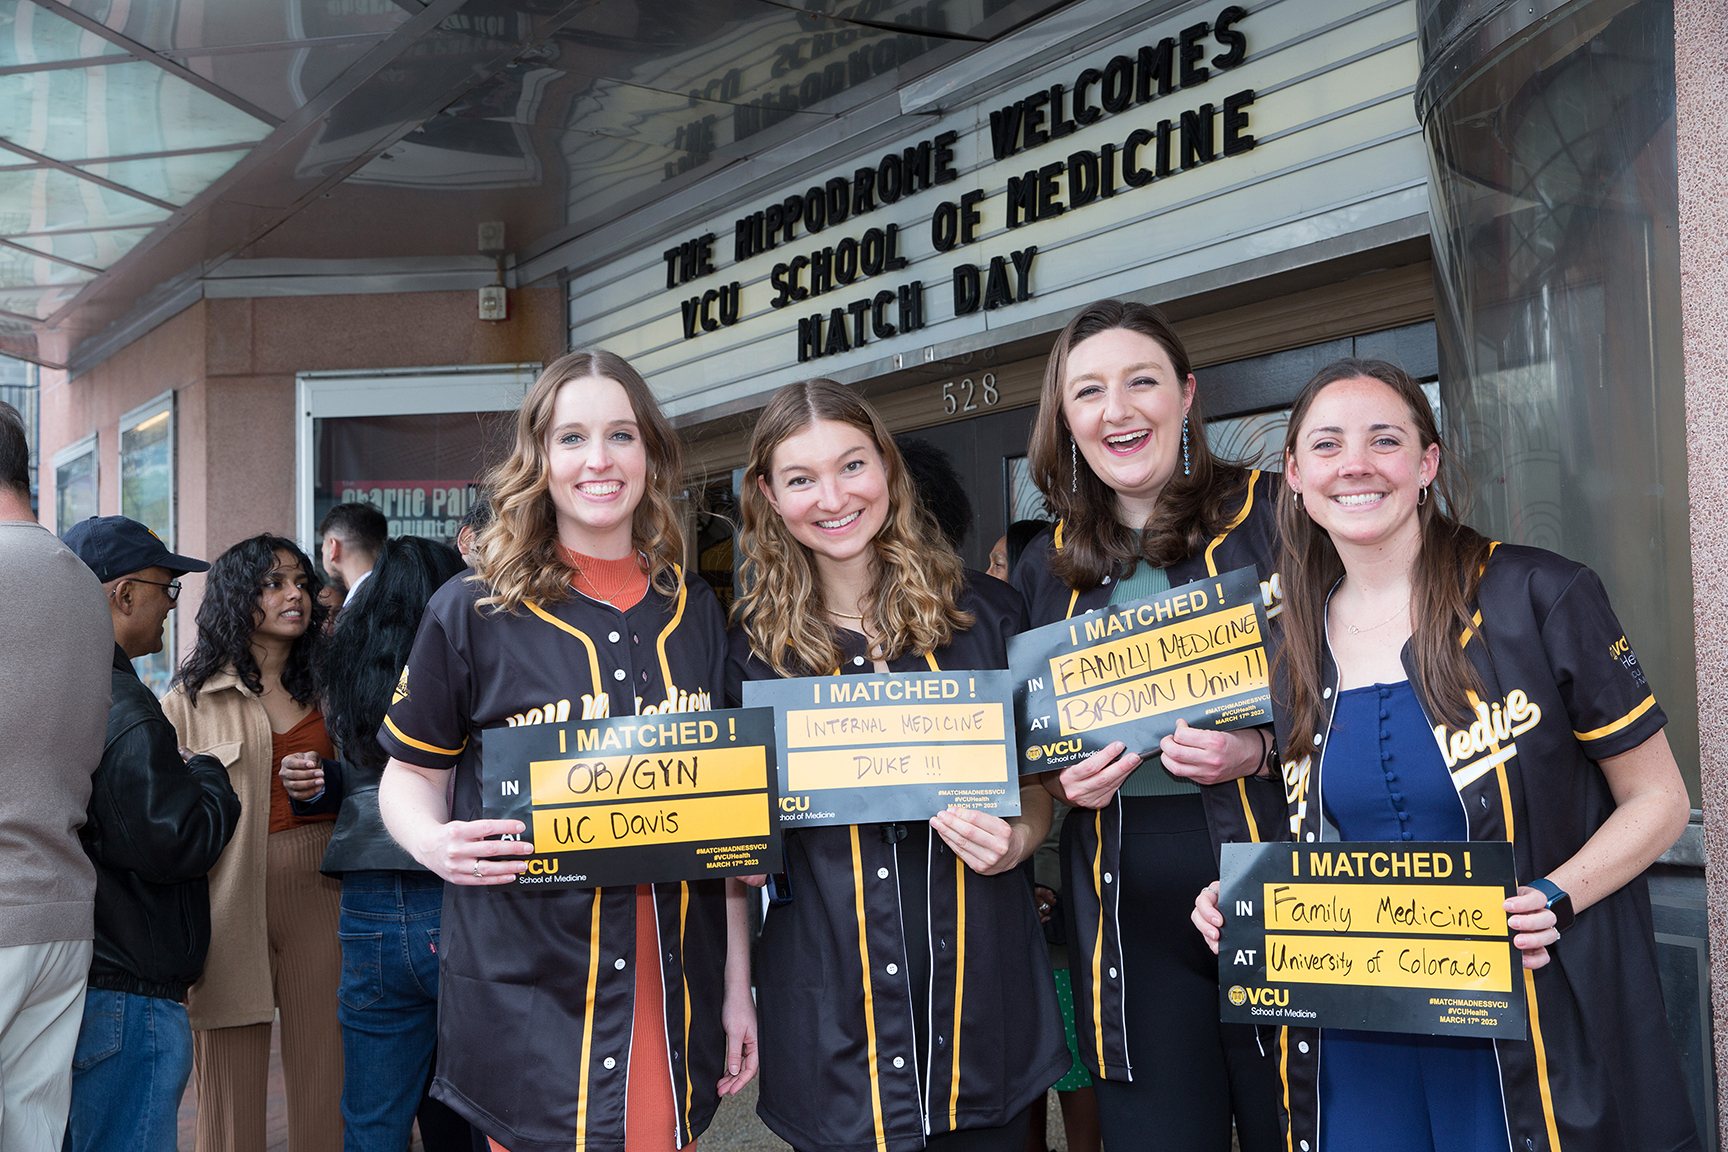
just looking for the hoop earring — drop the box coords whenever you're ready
[1294,491,1303,511]
[1418,485,1428,507]
[1181,416,1191,477]
[1071,438,1078,494]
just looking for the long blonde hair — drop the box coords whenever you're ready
[472,350,685,614]
[735,379,972,677]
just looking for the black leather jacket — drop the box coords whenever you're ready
[83,645,241,1000]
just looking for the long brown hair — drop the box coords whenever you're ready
[472,350,685,614]
[1029,299,1250,589]
[735,378,972,677]
[1276,359,1494,764]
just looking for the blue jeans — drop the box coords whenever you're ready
[338,870,447,1152]
[63,989,191,1152]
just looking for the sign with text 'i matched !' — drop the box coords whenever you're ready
[1217,841,1526,1037]
[743,670,1020,828]
[482,708,780,888]
[1009,565,1271,770]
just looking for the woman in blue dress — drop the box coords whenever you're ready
[1194,358,1698,1152]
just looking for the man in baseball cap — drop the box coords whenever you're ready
[59,517,239,1152]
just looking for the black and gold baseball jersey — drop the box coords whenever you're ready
[726,573,1070,1152]
[378,569,729,1152]
[1012,469,1287,1083]
[1271,544,1698,1152]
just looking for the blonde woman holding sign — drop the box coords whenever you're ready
[727,378,1068,1152]
[1012,300,1285,1152]
[376,351,756,1152]
[1193,359,1696,1152]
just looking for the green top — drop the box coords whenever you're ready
[1107,559,1200,797]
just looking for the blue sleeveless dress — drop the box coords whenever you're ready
[1318,682,1512,1152]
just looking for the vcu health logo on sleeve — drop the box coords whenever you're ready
[392,668,410,705]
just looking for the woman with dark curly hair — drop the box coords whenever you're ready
[278,536,471,1152]
[162,535,343,1152]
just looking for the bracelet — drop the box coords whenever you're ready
[1256,728,1274,779]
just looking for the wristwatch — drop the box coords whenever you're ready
[1527,877,1575,932]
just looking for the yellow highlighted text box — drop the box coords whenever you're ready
[1056,648,1268,736]
[1050,602,1262,695]
[1264,934,1512,993]
[531,791,771,852]
[1263,882,1507,938]
[785,703,1005,749]
[787,742,1010,792]
[528,746,767,806]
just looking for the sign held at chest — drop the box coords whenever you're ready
[481,708,781,887]
[1008,565,1272,771]
[1217,841,1527,1038]
[743,670,1021,827]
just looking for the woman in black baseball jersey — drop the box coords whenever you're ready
[726,379,1070,1152]
[1194,360,1697,1152]
[376,351,757,1152]
[1011,301,1285,1152]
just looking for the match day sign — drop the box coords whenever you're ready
[481,709,781,887]
[1008,566,1271,770]
[1217,841,1527,1038]
[743,670,1021,828]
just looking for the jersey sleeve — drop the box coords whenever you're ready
[377,604,475,770]
[1539,565,1666,761]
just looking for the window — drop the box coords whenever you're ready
[120,392,175,694]
[53,434,97,535]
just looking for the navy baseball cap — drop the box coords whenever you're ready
[62,516,210,582]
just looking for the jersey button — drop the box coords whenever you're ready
[603,1057,616,1070]
[853,656,865,666]
[877,867,889,879]
[1108,967,1118,979]
[886,963,898,975]
[613,668,626,681]
[892,1057,905,1069]
[614,958,626,970]
[609,631,621,643]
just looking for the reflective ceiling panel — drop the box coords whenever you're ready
[78,148,254,206]
[0,60,272,161]
[0,282,84,319]
[169,40,389,121]
[0,0,127,67]
[0,241,96,286]
[0,167,172,233]
[54,0,411,53]
[0,224,153,267]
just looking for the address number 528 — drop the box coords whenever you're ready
[941,373,999,415]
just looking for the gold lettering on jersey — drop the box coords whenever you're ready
[1432,689,1538,790]
[637,685,715,715]
[505,699,575,727]
[1283,753,1313,837]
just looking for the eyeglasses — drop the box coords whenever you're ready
[127,577,183,603]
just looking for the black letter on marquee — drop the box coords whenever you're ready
[1181,104,1215,168]
[1049,84,1074,139]
[718,282,741,325]
[798,315,823,362]
[835,237,859,284]
[1006,172,1038,228]
[848,298,872,346]
[826,176,852,224]
[932,201,959,253]
[1021,89,1050,149]
[1010,246,1037,301]
[1222,89,1256,156]
[1123,128,1154,187]
[960,189,985,244]
[770,263,792,309]
[897,281,924,332]
[1074,68,1102,125]
[934,131,959,184]
[872,290,897,337]
[1213,6,1248,69]
[1179,22,1211,88]
[699,288,720,332]
[1036,161,1065,219]
[983,256,1013,311]
[853,166,877,213]
[804,187,827,233]
[861,228,886,275]
[1137,40,1175,102]
[953,264,980,315]
[1103,55,1135,113]
[885,223,909,271]
[824,307,851,355]
[877,153,903,203]
[1068,151,1099,209]
[1099,142,1118,198]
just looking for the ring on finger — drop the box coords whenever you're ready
[473,861,482,879]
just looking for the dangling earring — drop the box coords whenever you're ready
[1294,491,1303,511]
[1181,416,1191,477]
[1418,485,1428,507]
[1071,438,1078,493]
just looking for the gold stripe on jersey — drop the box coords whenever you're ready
[680,882,694,1142]
[1090,809,1107,1079]
[849,825,889,1152]
[947,852,967,1129]
[1235,777,1261,841]
[1204,469,1258,577]
[1573,695,1656,743]
[1278,1028,1293,1152]
[657,571,690,695]
[382,716,466,758]
[575,890,604,1150]
[527,601,604,692]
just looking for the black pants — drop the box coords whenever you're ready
[1064,795,1282,1152]
[795,1106,1031,1152]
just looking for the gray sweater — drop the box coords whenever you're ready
[0,520,111,945]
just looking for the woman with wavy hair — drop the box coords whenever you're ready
[277,535,473,1152]
[1012,300,1284,1152]
[162,535,343,1152]
[726,378,1068,1152]
[377,350,756,1152]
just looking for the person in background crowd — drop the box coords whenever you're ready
[0,403,111,1152]
[316,579,347,628]
[278,536,474,1152]
[60,518,241,1152]
[729,378,1068,1152]
[1013,300,1284,1152]
[987,519,1051,585]
[378,350,757,1152]
[319,502,388,607]
[454,490,492,563]
[1195,360,1699,1152]
[162,537,343,1152]
[895,434,974,551]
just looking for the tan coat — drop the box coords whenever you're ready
[161,668,329,1031]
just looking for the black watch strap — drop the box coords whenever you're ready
[1527,877,1575,932]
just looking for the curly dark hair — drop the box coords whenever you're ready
[321,536,465,771]
[894,436,974,551]
[176,535,328,705]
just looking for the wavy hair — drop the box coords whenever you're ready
[735,379,972,677]
[176,535,327,705]
[322,536,465,771]
[1275,359,1493,765]
[1028,300,1250,589]
[471,350,685,613]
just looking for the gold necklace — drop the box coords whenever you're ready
[1343,598,1410,635]
[573,561,641,605]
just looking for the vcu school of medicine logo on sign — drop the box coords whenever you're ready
[1228,986,1248,1006]
[392,668,410,706]
[1025,745,1044,762]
